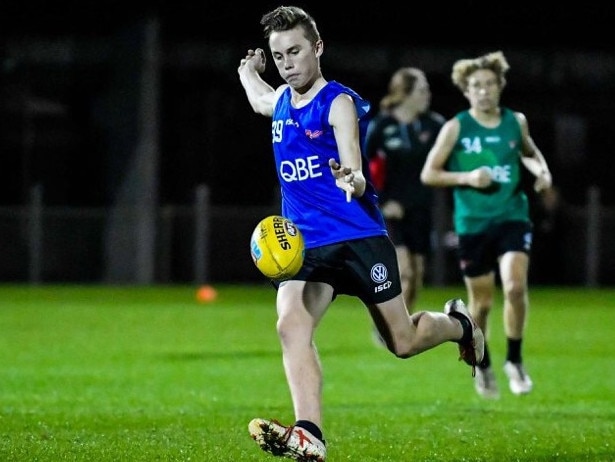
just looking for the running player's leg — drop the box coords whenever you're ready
[499,251,533,395]
[464,272,499,398]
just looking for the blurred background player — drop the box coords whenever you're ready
[421,51,553,399]
[364,67,445,324]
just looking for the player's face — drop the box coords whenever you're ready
[465,69,501,112]
[269,26,321,91]
[407,75,431,113]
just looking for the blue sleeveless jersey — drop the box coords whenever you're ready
[272,81,387,249]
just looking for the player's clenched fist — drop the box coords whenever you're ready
[238,48,266,74]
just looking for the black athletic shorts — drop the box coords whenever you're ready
[385,207,432,254]
[457,220,533,278]
[275,235,402,304]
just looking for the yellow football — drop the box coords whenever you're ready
[250,215,305,281]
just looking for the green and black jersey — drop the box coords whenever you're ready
[446,107,530,234]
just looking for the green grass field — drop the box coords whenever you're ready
[0,284,613,461]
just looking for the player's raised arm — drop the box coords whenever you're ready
[238,48,278,117]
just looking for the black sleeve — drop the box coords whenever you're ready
[363,115,384,159]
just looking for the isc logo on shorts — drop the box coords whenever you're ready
[371,263,392,293]
[375,281,392,293]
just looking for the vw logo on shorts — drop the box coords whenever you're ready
[370,263,388,283]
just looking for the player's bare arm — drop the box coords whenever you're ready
[328,93,366,201]
[515,112,553,192]
[238,48,279,117]
[421,118,492,189]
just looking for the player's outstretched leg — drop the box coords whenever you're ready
[248,418,327,462]
[444,298,485,376]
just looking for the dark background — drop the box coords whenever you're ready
[0,2,613,285]
[1,2,614,207]
[1,2,612,50]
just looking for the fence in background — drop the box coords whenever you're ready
[0,186,612,286]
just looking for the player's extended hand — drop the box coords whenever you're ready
[329,158,355,202]
[238,48,266,74]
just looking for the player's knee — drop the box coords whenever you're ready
[503,282,526,304]
[389,341,419,359]
[275,316,297,343]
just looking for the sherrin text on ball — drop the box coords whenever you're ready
[250,215,305,281]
